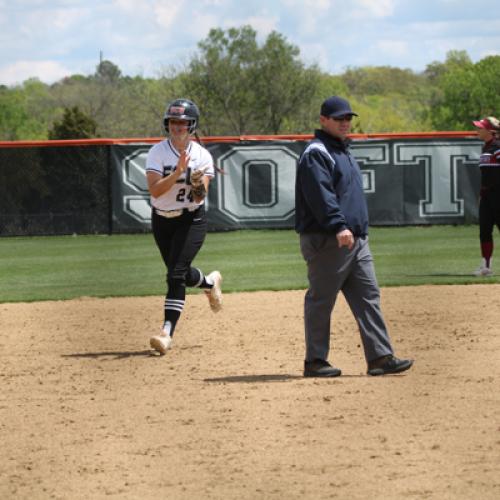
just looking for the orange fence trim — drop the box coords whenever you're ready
[0,131,477,148]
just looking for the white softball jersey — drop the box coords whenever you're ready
[146,139,214,211]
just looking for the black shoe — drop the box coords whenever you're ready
[304,359,342,378]
[367,355,413,376]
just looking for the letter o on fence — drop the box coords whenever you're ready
[216,146,298,223]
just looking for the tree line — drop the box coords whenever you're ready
[1,26,499,141]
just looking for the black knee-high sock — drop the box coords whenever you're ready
[164,279,185,337]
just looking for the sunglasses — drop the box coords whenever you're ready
[332,115,353,122]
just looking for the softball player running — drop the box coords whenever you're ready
[147,98,222,355]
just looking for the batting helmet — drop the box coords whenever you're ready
[163,98,200,135]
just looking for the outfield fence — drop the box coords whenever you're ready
[0,132,481,236]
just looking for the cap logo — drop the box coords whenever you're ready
[170,106,185,115]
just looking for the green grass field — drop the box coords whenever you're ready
[0,225,497,303]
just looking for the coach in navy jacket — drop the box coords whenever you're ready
[295,95,413,378]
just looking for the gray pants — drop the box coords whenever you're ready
[300,233,394,364]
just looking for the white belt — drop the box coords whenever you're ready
[155,207,197,219]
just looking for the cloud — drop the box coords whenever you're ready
[17,5,92,38]
[154,0,186,30]
[355,0,396,18]
[112,0,139,10]
[0,0,499,85]
[0,60,72,86]
[221,14,279,37]
[283,1,330,36]
[409,18,500,38]
[298,42,330,68]
[201,0,227,5]
[479,48,500,58]
[282,0,396,17]
[280,0,396,37]
[376,40,410,58]
[280,0,332,8]
[50,6,88,30]
[184,12,219,39]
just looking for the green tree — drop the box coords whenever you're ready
[430,54,500,130]
[117,72,186,138]
[0,87,27,140]
[182,26,259,135]
[89,60,122,134]
[20,79,55,138]
[338,65,433,133]
[47,62,186,138]
[49,61,126,137]
[12,37,497,139]
[341,66,426,96]
[284,72,349,134]
[95,60,122,84]
[424,50,472,84]
[48,106,98,139]
[350,94,432,133]
[0,79,52,140]
[252,31,322,134]
[182,26,322,135]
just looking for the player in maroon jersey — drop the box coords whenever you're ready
[472,116,500,276]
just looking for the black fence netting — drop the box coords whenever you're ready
[0,134,481,236]
[0,145,110,236]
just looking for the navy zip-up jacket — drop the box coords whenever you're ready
[295,129,369,236]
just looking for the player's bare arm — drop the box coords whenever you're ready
[147,151,190,198]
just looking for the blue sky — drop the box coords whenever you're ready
[1,0,499,86]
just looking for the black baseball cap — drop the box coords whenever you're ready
[320,96,358,118]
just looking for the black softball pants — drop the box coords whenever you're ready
[479,193,500,243]
[151,206,207,334]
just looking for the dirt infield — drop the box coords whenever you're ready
[1,285,499,500]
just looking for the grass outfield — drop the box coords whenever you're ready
[0,225,497,303]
